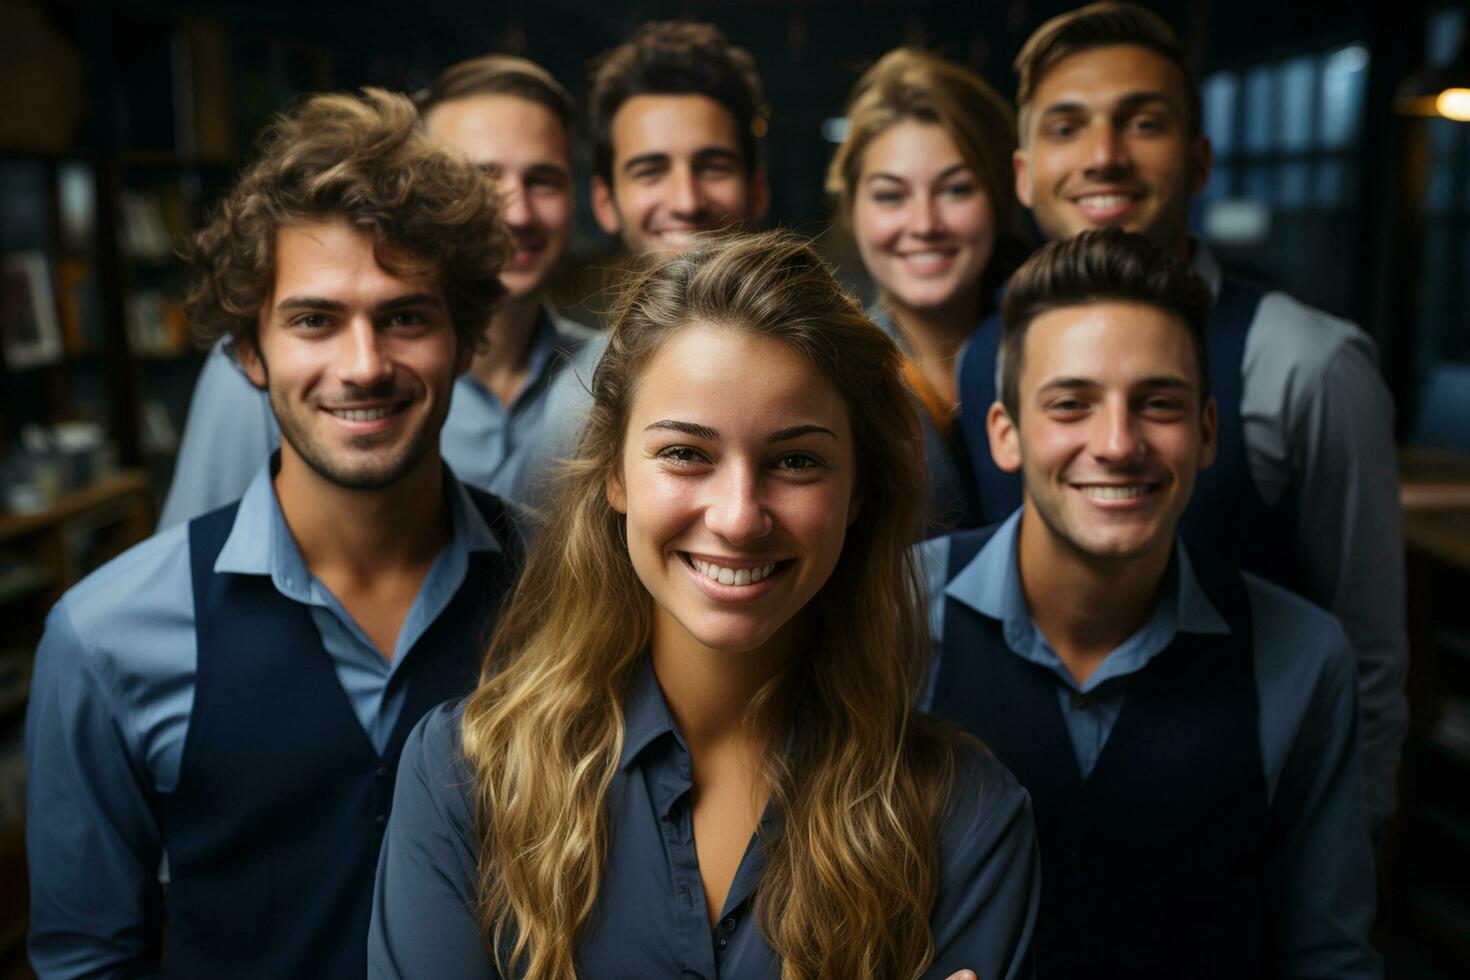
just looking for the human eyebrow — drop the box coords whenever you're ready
[525,163,571,183]
[374,294,445,315]
[1038,100,1089,121]
[1116,92,1178,115]
[276,296,347,313]
[644,419,719,440]
[1038,376,1099,393]
[691,148,742,167]
[768,424,837,443]
[1134,376,1196,393]
[622,152,671,174]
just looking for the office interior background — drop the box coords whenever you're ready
[1,0,1468,976]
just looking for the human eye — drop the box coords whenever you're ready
[1127,112,1168,136]
[1043,117,1080,140]
[941,179,977,199]
[382,310,432,333]
[1139,393,1187,418]
[290,312,332,330]
[774,451,825,473]
[1045,396,1090,418]
[695,158,739,178]
[870,188,905,205]
[655,445,710,468]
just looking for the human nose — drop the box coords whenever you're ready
[908,192,943,238]
[668,165,702,217]
[337,318,392,388]
[703,462,773,542]
[1081,121,1130,175]
[500,177,531,229]
[1091,399,1142,463]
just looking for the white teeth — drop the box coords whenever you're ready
[904,251,951,262]
[690,557,778,585]
[1077,194,1134,210]
[329,406,397,421]
[1077,484,1153,500]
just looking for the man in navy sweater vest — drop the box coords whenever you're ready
[955,0,1404,845]
[25,90,521,979]
[924,230,1380,978]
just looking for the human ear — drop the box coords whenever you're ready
[234,336,268,391]
[591,176,622,236]
[1198,395,1219,470]
[1189,136,1213,196]
[987,401,1023,474]
[749,167,771,222]
[606,469,628,514]
[1013,148,1033,210]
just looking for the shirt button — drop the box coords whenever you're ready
[722,916,737,931]
[375,813,387,826]
[716,937,728,950]
[375,766,388,779]
[1071,692,1089,709]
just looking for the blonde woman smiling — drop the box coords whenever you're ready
[828,49,1029,531]
[368,232,1038,979]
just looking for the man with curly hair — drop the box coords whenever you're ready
[24,88,524,980]
[158,55,594,526]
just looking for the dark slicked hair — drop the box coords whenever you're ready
[588,20,768,183]
[183,87,510,357]
[414,54,575,130]
[999,228,1212,418]
[1014,1,1202,138]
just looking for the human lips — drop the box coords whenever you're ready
[1071,481,1161,504]
[894,247,960,274]
[1069,189,1145,223]
[505,233,548,271]
[319,397,414,433]
[679,551,790,601]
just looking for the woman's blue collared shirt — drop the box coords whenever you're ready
[369,661,1040,978]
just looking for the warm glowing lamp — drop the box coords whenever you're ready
[1398,30,1470,121]
[1436,87,1470,121]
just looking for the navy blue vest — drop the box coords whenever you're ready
[956,279,1292,584]
[929,527,1271,979]
[157,487,520,980]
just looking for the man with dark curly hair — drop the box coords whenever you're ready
[24,88,525,980]
[159,54,595,526]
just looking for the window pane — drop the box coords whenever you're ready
[1278,161,1312,208]
[1429,6,1467,69]
[1243,162,1273,202]
[1244,66,1276,153]
[1204,162,1235,200]
[1203,72,1239,156]
[1320,45,1369,149]
[1315,159,1347,208]
[1277,56,1317,151]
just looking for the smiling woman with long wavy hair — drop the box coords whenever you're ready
[367,230,1039,980]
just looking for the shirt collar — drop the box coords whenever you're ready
[618,656,683,772]
[945,507,1230,682]
[214,456,502,600]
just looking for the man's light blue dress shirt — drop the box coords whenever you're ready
[25,461,501,978]
[919,509,1382,979]
[158,306,594,528]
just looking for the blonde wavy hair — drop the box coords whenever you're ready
[461,230,967,979]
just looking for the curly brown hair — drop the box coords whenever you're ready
[588,21,767,184]
[183,87,510,355]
